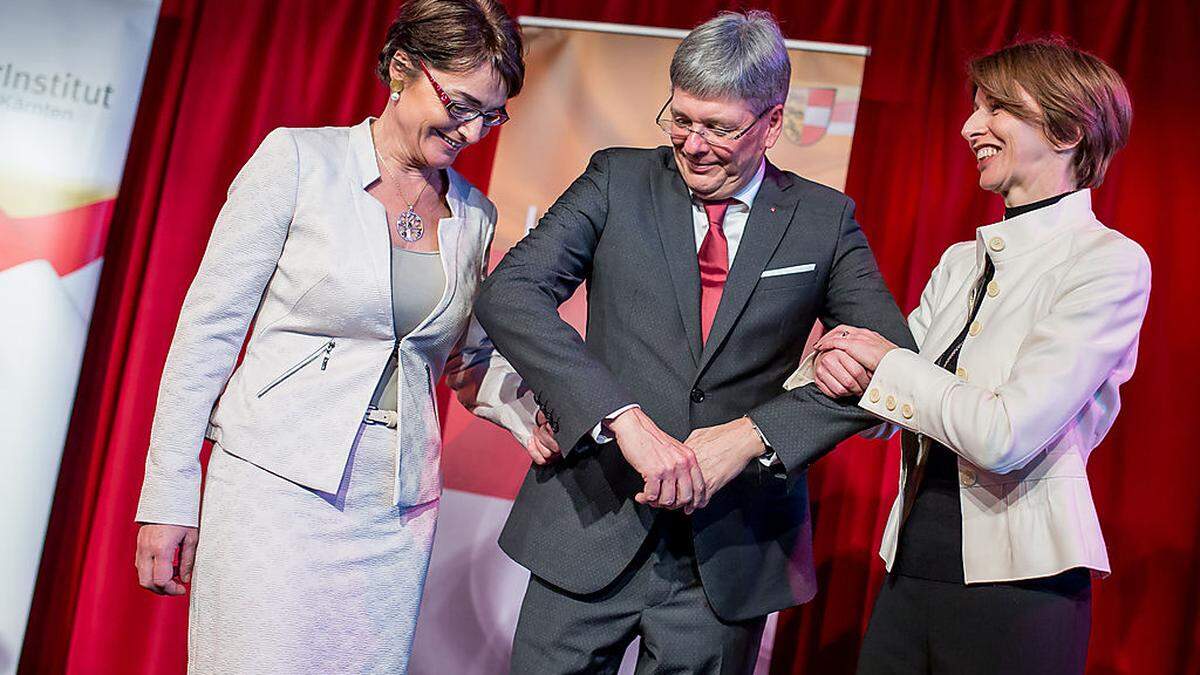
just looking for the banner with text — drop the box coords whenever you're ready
[0,1,160,671]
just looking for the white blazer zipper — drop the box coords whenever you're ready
[427,364,439,427]
[256,338,336,398]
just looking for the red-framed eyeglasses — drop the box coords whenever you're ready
[414,59,510,128]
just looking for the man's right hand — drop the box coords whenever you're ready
[136,523,199,596]
[608,408,706,510]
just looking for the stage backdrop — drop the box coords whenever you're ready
[17,2,1200,674]
[410,18,866,674]
[0,2,158,672]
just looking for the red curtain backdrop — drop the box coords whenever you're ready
[18,1,1198,673]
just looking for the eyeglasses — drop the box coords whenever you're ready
[414,59,510,128]
[655,96,773,148]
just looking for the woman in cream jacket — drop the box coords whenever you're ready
[796,40,1150,674]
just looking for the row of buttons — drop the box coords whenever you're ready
[867,388,914,419]
[968,246,1003,338]
[967,283,1000,337]
[957,263,979,488]
[865,350,977,423]
[958,241,997,489]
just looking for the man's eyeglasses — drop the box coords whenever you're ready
[413,58,510,128]
[655,96,773,148]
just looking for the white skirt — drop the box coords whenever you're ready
[188,423,438,674]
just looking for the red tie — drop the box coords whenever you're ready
[698,199,733,344]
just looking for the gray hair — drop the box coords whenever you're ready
[669,11,791,112]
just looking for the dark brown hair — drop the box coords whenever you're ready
[377,0,524,98]
[968,37,1132,188]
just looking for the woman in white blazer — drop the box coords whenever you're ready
[132,2,554,672]
[793,40,1149,674]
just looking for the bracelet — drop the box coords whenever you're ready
[746,417,773,457]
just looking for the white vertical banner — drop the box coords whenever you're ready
[0,1,160,671]
[411,17,866,674]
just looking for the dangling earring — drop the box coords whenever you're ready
[390,80,403,102]
[390,90,400,102]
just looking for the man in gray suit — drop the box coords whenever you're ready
[474,11,915,674]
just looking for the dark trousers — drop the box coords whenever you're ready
[856,571,1092,675]
[509,514,766,675]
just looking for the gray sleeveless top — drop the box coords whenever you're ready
[370,247,447,411]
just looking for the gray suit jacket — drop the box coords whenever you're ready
[474,147,915,621]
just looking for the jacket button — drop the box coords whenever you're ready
[988,236,1006,252]
[868,388,881,403]
[960,468,977,487]
[885,395,896,411]
[690,387,705,403]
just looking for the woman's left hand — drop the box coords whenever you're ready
[525,409,561,465]
[812,348,873,398]
[814,325,899,372]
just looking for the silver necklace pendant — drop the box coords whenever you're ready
[395,206,424,242]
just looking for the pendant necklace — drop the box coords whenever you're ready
[376,150,433,242]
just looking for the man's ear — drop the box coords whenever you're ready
[763,104,785,150]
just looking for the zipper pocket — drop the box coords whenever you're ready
[256,338,336,398]
[426,364,440,427]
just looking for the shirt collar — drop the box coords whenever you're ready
[688,158,767,209]
[1003,189,1077,220]
[975,188,1097,268]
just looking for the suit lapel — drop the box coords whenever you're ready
[346,122,392,322]
[697,163,797,373]
[652,154,703,364]
[407,171,467,339]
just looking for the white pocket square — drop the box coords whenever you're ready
[761,263,816,278]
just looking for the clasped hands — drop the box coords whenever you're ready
[810,324,899,399]
[523,407,765,513]
[519,324,899,509]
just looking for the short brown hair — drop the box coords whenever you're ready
[968,38,1132,188]
[377,0,525,98]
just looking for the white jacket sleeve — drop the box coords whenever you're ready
[136,129,298,526]
[444,205,538,448]
[784,245,958,440]
[859,239,1151,473]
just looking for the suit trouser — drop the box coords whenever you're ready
[509,513,766,675]
[856,571,1092,675]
